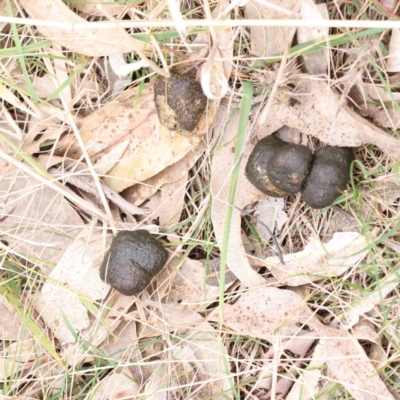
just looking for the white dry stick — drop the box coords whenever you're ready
[201,0,229,100]
[166,0,186,34]
[5,17,400,29]
[257,44,291,128]
[49,168,146,216]
[109,54,149,97]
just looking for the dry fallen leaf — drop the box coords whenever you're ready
[354,81,400,129]
[0,165,85,266]
[157,173,188,229]
[19,0,152,57]
[297,0,329,74]
[59,86,198,193]
[314,326,395,400]
[85,371,140,400]
[72,0,127,16]
[245,0,301,57]
[123,145,205,206]
[332,271,399,330]
[255,197,288,242]
[387,28,400,72]
[156,258,221,313]
[0,294,23,340]
[0,338,41,380]
[35,230,110,343]
[261,76,400,157]
[208,287,316,340]
[211,106,266,288]
[265,231,369,286]
[143,304,232,399]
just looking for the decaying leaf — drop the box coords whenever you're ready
[157,173,188,229]
[261,76,400,157]
[0,166,84,266]
[353,81,400,129]
[19,0,153,57]
[102,311,139,361]
[297,0,329,74]
[265,231,369,286]
[211,107,266,287]
[35,230,110,343]
[245,0,301,57]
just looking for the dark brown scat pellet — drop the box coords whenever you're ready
[154,73,207,134]
[266,144,313,195]
[245,135,287,197]
[301,146,354,209]
[99,230,169,296]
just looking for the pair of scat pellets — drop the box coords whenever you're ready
[100,74,354,296]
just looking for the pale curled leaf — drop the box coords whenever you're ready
[265,232,369,286]
[333,271,399,330]
[157,173,188,229]
[72,0,126,16]
[19,0,152,57]
[211,107,266,287]
[35,230,110,343]
[0,338,41,380]
[261,76,400,157]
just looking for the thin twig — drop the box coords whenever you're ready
[1,17,400,29]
